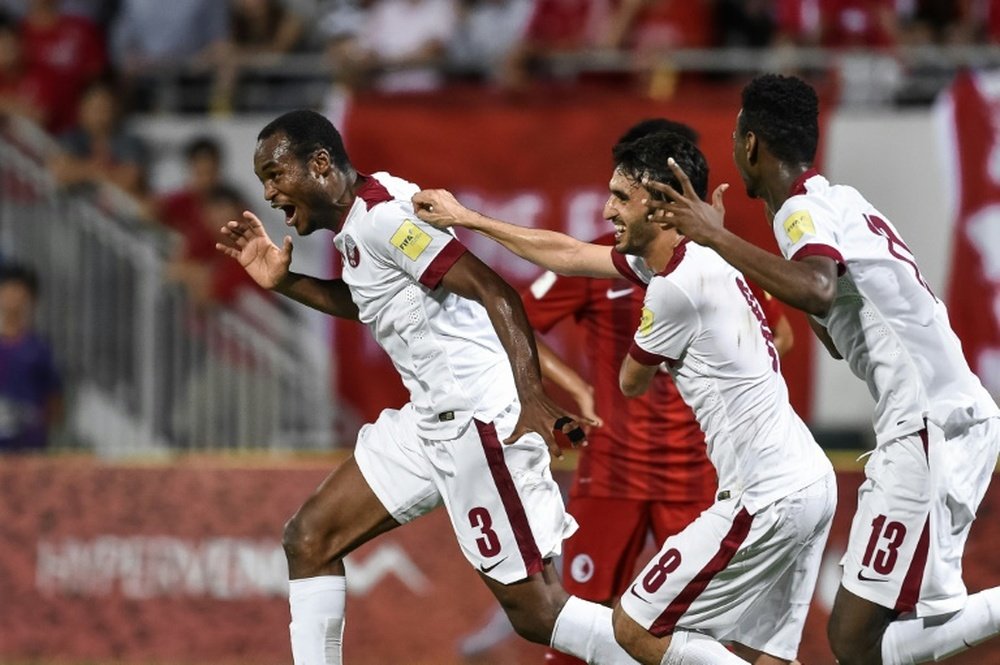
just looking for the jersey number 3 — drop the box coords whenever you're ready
[468,506,502,557]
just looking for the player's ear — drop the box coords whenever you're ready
[310,148,332,176]
[745,131,759,166]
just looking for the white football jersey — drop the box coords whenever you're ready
[773,171,998,444]
[333,172,516,439]
[614,242,832,514]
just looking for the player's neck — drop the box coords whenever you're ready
[644,231,683,273]
[759,162,811,216]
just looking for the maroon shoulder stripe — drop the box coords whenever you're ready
[611,250,648,287]
[790,243,847,276]
[648,508,754,637]
[356,174,392,210]
[475,419,544,577]
[418,239,467,289]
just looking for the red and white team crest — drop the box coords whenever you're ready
[344,234,360,267]
[570,553,595,583]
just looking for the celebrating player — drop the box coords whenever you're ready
[216,109,641,665]
[643,73,1000,665]
[413,130,836,665]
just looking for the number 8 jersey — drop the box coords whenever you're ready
[773,170,999,445]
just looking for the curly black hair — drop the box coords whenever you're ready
[612,131,709,201]
[258,109,352,172]
[739,74,819,165]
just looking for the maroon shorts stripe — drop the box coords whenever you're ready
[475,419,544,577]
[895,428,931,613]
[648,508,754,637]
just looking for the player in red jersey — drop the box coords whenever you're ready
[526,119,793,665]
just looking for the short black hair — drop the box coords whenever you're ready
[0,263,40,298]
[185,136,222,163]
[613,132,709,201]
[616,118,699,147]
[739,74,819,165]
[258,109,351,171]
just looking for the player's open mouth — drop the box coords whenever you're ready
[282,205,297,226]
[613,225,625,240]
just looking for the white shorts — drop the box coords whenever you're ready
[841,417,1000,617]
[619,473,836,661]
[354,402,578,584]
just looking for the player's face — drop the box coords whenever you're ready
[604,168,659,256]
[253,133,343,236]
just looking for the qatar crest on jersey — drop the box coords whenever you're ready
[344,234,360,267]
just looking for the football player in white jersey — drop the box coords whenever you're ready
[413,131,837,665]
[642,74,1000,665]
[215,110,643,665]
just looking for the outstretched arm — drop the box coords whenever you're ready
[536,335,603,427]
[216,211,359,320]
[440,251,592,457]
[643,160,838,317]
[412,189,618,279]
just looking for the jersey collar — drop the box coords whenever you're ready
[788,168,820,197]
[657,237,690,277]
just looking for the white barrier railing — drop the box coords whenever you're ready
[0,117,335,455]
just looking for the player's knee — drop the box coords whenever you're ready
[282,512,337,568]
[827,616,881,665]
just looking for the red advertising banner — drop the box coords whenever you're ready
[1,456,998,665]
[333,86,817,433]
[943,72,1000,397]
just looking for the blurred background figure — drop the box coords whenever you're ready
[447,0,533,84]
[48,75,149,199]
[209,0,309,114]
[0,11,59,128]
[157,135,226,238]
[110,0,229,111]
[0,262,63,453]
[17,0,106,132]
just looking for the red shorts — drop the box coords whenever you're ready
[561,495,710,601]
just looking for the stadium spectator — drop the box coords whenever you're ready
[209,0,309,113]
[447,0,533,83]
[158,135,225,238]
[498,0,598,89]
[48,75,149,198]
[110,0,229,110]
[17,0,105,132]
[643,71,1000,665]
[0,11,59,128]
[715,0,776,48]
[0,263,63,453]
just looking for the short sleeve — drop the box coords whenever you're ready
[363,201,468,289]
[520,271,590,333]
[628,277,697,366]
[773,199,846,274]
[610,248,653,287]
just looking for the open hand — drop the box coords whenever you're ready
[643,157,730,247]
[215,211,292,289]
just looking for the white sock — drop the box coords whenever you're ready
[661,631,750,665]
[288,576,347,665]
[881,587,1000,664]
[550,595,639,664]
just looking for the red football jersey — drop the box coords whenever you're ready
[522,235,716,503]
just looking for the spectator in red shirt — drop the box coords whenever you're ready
[0,11,59,128]
[18,0,105,132]
[158,136,225,240]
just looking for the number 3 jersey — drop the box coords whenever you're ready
[774,171,999,445]
[332,172,517,440]
[613,241,832,515]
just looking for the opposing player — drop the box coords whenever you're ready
[414,131,836,665]
[643,73,1000,665]
[522,119,793,665]
[215,109,641,665]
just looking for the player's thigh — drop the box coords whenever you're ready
[723,474,837,661]
[620,474,835,660]
[561,496,650,601]
[838,426,979,618]
[434,404,576,585]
